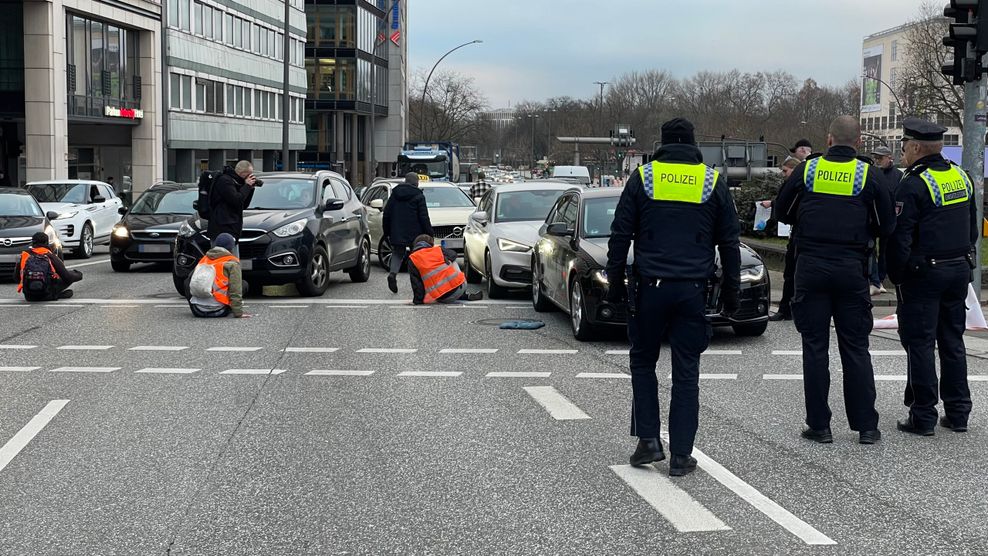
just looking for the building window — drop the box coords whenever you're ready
[196,80,206,111]
[213,8,223,41]
[891,40,898,62]
[66,14,141,116]
[224,13,234,46]
[170,73,181,108]
[179,0,191,32]
[945,134,960,146]
[242,19,251,51]
[226,84,235,113]
[194,2,203,35]
[181,75,192,109]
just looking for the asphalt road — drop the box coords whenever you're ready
[1,249,987,555]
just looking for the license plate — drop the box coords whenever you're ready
[138,244,171,253]
[240,259,253,271]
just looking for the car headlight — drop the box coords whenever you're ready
[178,221,196,238]
[112,225,129,239]
[273,218,308,238]
[45,225,59,247]
[593,269,609,285]
[54,210,78,220]
[741,264,766,283]
[497,238,532,253]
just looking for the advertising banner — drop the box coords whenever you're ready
[862,45,884,113]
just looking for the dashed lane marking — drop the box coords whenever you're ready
[0,345,36,350]
[771,350,906,356]
[397,371,462,377]
[129,346,189,351]
[971,376,988,381]
[523,386,591,420]
[154,304,189,308]
[357,348,418,354]
[440,348,499,354]
[306,370,375,376]
[57,345,113,351]
[284,347,340,353]
[505,306,531,309]
[763,374,803,380]
[874,375,907,381]
[448,305,489,309]
[0,400,70,474]
[606,350,630,355]
[704,350,743,356]
[206,347,264,352]
[518,349,579,355]
[66,258,110,269]
[136,368,200,374]
[45,304,82,308]
[610,464,731,533]
[771,350,802,356]
[0,367,39,372]
[99,305,139,308]
[324,305,369,309]
[220,368,288,375]
[486,371,551,378]
[389,305,431,309]
[577,372,630,379]
[50,367,120,373]
[269,305,310,308]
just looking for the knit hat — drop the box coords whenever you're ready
[31,232,49,247]
[791,138,812,153]
[661,118,696,145]
[213,233,236,252]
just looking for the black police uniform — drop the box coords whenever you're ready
[606,136,741,463]
[886,119,977,434]
[775,145,895,437]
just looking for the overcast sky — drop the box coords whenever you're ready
[407,0,928,108]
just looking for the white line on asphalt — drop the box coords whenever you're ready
[45,304,82,308]
[99,305,139,308]
[50,367,120,373]
[704,350,743,356]
[155,304,189,308]
[523,386,591,420]
[518,349,579,355]
[66,258,110,269]
[0,367,39,372]
[660,431,836,545]
[971,376,988,381]
[870,350,906,356]
[306,370,375,376]
[397,371,462,377]
[683,373,739,380]
[206,347,264,352]
[606,349,630,355]
[0,298,521,306]
[129,346,189,351]
[610,464,731,532]
[448,305,489,309]
[0,399,69,474]
[762,374,803,380]
[486,372,551,378]
[505,306,531,309]
[57,345,113,350]
[0,345,37,350]
[357,348,418,354]
[576,372,630,379]
[136,367,200,374]
[269,305,310,308]
[220,368,288,375]
[771,350,803,356]
[284,347,340,353]
[440,348,498,354]
[874,375,907,381]
[324,305,369,309]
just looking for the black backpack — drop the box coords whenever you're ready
[196,171,219,219]
[22,252,55,296]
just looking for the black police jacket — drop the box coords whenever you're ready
[775,146,895,259]
[886,153,978,284]
[206,167,255,240]
[606,143,741,295]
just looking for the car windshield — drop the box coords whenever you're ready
[0,194,43,217]
[398,159,447,179]
[422,187,474,208]
[130,189,197,215]
[582,197,620,238]
[27,183,88,204]
[246,179,317,210]
[495,189,566,223]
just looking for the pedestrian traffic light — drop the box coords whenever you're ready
[942,0,988,84]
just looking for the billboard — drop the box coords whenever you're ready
[861,45,884,113]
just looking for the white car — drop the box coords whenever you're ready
[361,179,476,269]
[463,181,577,298]
[25,180,123,258]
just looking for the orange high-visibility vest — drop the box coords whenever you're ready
[17,247,58,293]
[409,246,465,303]
[196,254,237,305]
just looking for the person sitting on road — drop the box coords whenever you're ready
[187,233,247,318]
[17,232,83,302]
[407,234,483,305]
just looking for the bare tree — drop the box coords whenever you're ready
[409,69,489,142]
[900,1,964,127]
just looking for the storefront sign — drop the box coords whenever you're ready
[104,106,144,119]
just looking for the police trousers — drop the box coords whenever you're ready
[628,279,710,456]
[896,260,972,429]
[792,255,879,431]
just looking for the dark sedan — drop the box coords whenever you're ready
[0,188,63,280]
[110,182,197,271]
[171,171,371,297]
[531,188,770,341]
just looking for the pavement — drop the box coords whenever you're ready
[1,248,987,554]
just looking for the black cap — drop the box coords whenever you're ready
[902,117,947,141]
[661,118,696,145]
[790,138,812,153]
[31,232,49,247]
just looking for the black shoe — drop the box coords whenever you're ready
[768,311,791,322]
[466,291,484,301]
[387,273,398,294]
[669,454,698,477]
[896,417,935,436]
[858,430,882,444]
[629,438,665,467]
[801,427,833,443]
[58,289,74,299]
[940,416,968,433]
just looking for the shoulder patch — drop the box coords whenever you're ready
[895,201,904,216]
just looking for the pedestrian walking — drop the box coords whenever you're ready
[606,118,741,477]
[775,115,895,445]
[16,232,83,301]
[207,160,258,256]
[187,233,248,318]
[470,172,491,200]
[768,156,802,322]
[868,145,903,296]
[383,172,434,294]
[407,234,483,304]
[887,117,977,436]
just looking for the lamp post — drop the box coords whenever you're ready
[545,108,556,162]
[526,114,540,173]
[419,39,482,136]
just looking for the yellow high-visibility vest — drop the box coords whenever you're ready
[803,158,869,196]
[638,161,719,203]
[919,165,971,207]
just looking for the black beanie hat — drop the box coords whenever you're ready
[661,118,696,145]
[791,138,812,152]
[31,232,49,247]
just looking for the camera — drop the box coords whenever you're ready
[253,179,264,187]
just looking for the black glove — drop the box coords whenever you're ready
[605,280,628,304]
[721,288,740,317]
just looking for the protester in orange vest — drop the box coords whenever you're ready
[17,232,82,301]
[187,233,247,318]
[407,234,483,304]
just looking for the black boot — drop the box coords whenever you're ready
[629,438,665,467]
[669,454,698,477]
[800,426,833,443]
[387,273,398,293]
[897,416,935,436]
[940,416,968,433]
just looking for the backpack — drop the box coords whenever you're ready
[23,252,56,296]
[189,262,218,299]
[196,171,219,219]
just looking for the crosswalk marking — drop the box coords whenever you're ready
[610,464,731,532]
[50,366,120,373]
[577,372,630,379]
[57,345,113,350]
[220,368,287,375]
[305,370,375,376]
[0,345,36,350]
[0,367,39,372]
[440,348,498,354]
[518,349,578,355]
[358,348,418,354]
[206,347,264,352]
[763,374,803,380]
[486,372,551,378]
[284,347,340,353]
[397,371,462,377]
[129,346,189,351]
[523,386,590,420]
[136,367,200,374]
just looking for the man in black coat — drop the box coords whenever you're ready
[382,172,434,293]
[207,160,257,255]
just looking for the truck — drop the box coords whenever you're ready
[397,142,460,182]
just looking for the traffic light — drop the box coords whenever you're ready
[942,0,988,84]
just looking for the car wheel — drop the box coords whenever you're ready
[111,259,131,272]
[464,243,482,284]
[531,257,554,312]
[570,279,597,341]
[347,237,371,283]
[298,244,331,296]
[75,223,94,259]
[485,251,508,299]
[172,271,188,298]
[733,321,768,337]
[378,238,392,271]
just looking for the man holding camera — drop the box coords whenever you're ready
[208,160,259,257]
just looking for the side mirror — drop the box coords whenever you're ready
[546,222,574,237]
[369,199,384,209]
[325,199,345,211]
[46,211,60,221]
[93,196,106,203]
[470,211,488,224]
[118,206,127,215]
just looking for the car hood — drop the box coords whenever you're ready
[429,207,475,226]
[39,202,84,214]
[242,209,312,230]
[493,221,543,247]
[0,216,45,235]
[577,239,763,268]
[122,213,191,230]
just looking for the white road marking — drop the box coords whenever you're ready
[45,304,82,308]
[0,345,37,350]
[699,373,739,380]
[874,375,907,381]
[486,371,551,378]
[397,371,462,377]
[772,350,803,356]
[269,305,310,308]
[57,345,113,351]
[610,464,731,533]
[129,346,189,352]
[99,305,139,308]
[66,258,110,269]
[390,305,431,309]
[577,372,630,379]
[704,350,743,356]
[660,431,836,545]
[206,347,264,352]
[154,304,189,308]
[324,305,369,309]
[0,400,70,473]
[0,305,26,308]
[762,374,803,380]
[0,367,39,372]
[220,368,288,375]
[518,349,578,355]
[50,366,120,373]
[505,306,531,309]
[284,347,340,353]
[970,376,988,382]
[306,370,375,376]
[357,348,418,354]
[448,305,489,309]
[870,350,906,356]
[605,350,630,355]
[440,348,498,354]
[136,367,200,374]
[523,386,591,420]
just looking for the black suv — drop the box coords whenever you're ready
[110,181,197,271]
[172,171,371,296]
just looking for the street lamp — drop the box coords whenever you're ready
[526,114,540,173]
[545,108,557,162]
[420,40,483,136]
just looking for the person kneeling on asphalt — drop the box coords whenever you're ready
[17,232,83,301]
[188,233,248,318]
[407,234,483,304]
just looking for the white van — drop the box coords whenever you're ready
[551,165,591,185]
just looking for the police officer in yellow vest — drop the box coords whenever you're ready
[775,115,895,445]
[887,117,978,435]
[606,118,741,477]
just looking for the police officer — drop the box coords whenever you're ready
[606,118,741,477]
[887,117,977,435]
[775,115,895,445]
